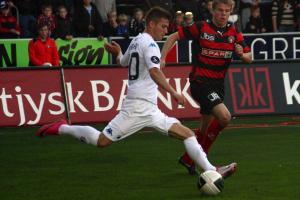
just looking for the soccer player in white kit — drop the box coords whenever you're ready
[37,7,236,178]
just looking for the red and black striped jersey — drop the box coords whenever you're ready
[178,20,250,82]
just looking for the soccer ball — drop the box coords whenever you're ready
[197,170,224,196]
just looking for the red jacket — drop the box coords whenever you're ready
[28,37,60,66]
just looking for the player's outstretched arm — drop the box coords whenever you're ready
[149,67,185,106]
[161,32,180,67]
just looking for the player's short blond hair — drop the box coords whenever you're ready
[212,0,234,10]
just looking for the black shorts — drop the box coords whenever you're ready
[190,81,225,115]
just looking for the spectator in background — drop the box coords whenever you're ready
[296,1,300,31]
[183,12,194,26]
[37,0,73,14]
[145,0,173,12]
[28,23,60,67]
[116,13,129,37]
[92,0,116,23]
[12,0,36,38]
[73,0,103,38]
[53,5,73,40]
[240,0,260,30]
[37,4,56,37]
[129,8,145,36]
[272,0,297,32]
[201,0,213,20]
[175,0,201,21]
[0,0,20,38]
[168,10,184,33]
[103,10,118,37]
[228,0,242,29]
[245,6,266,33]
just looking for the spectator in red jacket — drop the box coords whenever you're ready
[0,0,20,38]
[28,23,60,67]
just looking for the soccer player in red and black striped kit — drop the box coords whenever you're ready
[161,0,252,174]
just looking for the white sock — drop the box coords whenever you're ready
[183,136,216,171]
[59,125,101,146]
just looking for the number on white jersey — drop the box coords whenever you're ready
[129,52,139,80]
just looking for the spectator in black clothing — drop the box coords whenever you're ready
[174,0,201,21]
[53,5,73,40]
[103,10,118,37]
[129,8,145,36]
[10,0,36,38]
[244,6,266,33]
[73,0,103,38]
[201,0,213,21]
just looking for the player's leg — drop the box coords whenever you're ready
[169,123,237,179]
[202,103,231,153]
[36,119,113,147]
[150,110,215,172]
[178,81,215,172]
[168,123,216,171]
[179,114,213,171]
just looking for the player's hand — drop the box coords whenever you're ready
[173,92,185,106]
[234,43,243,57]
[43,62,52,66]
[104,41,121,55]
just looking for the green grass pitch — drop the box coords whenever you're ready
[1,116,300,200]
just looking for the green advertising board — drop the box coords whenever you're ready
[0,38,109,67]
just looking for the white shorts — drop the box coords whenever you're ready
[102,98,180,141]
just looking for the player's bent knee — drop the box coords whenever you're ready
[219,113,231,127]
[168,123,194,140]
[178,125,195,139]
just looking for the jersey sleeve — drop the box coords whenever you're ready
[236,32,251,53]
[120,48,130,66]
[178,21,202,40]
[144,42,161,69]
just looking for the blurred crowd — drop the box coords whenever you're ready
[1,0,300,40]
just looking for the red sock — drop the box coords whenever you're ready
[202,119,224,154]
[181,129,204,166]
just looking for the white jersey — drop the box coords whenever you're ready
[120,33,161,105]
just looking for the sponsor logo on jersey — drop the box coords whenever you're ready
[201,33,215,41]
[151,56,160,64]
[201,48,233,59]
[149,43,156,48]
[207,92,220,102]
